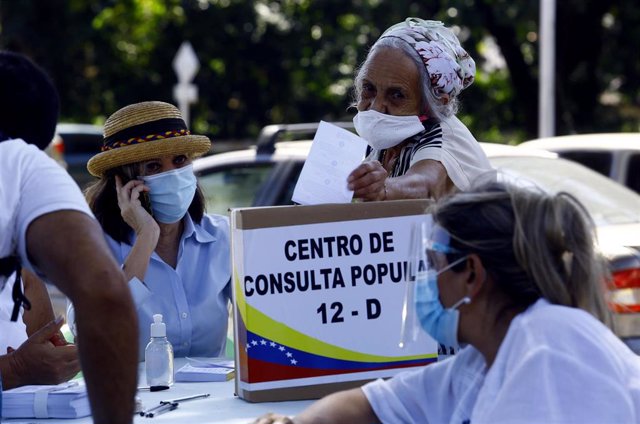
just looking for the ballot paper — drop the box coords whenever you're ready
[1,380,90,419]
[292,121,368,205]
[175,357,235,382]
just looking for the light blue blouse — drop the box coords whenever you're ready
[106,213,231,360]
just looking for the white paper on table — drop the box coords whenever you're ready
[185,356,235,369]
[175,363,235,382]
[292,121,368,205]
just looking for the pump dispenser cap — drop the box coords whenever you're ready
[150,314,166,338]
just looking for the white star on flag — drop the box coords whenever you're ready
[291,359,298,365]
[270,342,276,347]
[286,352,292,358]
[260,339,267,345]
[251,340,258,346]
[279,346,285,351]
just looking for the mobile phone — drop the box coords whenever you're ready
[117,168,153,216]
[140,190,153,216]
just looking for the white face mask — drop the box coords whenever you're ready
[141,164,197,224]
[353,110,425,150]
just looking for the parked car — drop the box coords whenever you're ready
[519,133,640,195]
[194,123,640,352]
[44,132,66,168]
[45,123,103,188]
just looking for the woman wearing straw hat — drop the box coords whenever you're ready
[84,101,230,359]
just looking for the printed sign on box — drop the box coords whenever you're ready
[231,200,437,402]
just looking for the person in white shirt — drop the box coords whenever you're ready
[254,181,640,424]
[347,18,493,201]
[0,50,137,424]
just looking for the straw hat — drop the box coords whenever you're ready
[87,101,211,177]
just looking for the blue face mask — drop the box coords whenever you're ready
[142,164,197,224]
[414,255,470,349]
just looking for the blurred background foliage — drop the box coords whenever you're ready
[1,0,639,145]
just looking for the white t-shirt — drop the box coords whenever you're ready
[0,138,92,291]
[363,298,640,423]
[368,116,494,191]
[412,116,494,191]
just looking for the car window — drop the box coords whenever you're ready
[491,156,640,226]
[626,154,640,195]
[58,132,103,155]
[557,151,612,177]
[276,161,304,205]
[197,163,275,216]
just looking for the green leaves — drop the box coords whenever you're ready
[1,0,638,143]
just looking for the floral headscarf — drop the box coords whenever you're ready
[380,18,476,99]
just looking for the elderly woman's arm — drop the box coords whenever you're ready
[254,388,379,424]
[349,159,454,201]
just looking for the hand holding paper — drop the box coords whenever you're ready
[3,317,80,389]
[292,121,368,205]
[347,160,389,202]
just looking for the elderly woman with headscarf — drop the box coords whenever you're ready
[347,18,493,201]
[82,101,230,360]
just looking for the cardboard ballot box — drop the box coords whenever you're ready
[231,200,438,402]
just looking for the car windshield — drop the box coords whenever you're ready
[491,156,640,226]
[198,163,276,215]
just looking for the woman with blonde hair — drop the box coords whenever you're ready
[255,181,640,424]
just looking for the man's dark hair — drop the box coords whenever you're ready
[0,51,59,149]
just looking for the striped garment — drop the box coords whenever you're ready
[372,119,444,178]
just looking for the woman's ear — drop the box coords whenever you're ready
[465,254,486,298]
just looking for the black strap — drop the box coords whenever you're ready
[11,266,30,321]
[0,256,31,322]
[0,256,19,278]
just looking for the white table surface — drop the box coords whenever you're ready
[5,358,314,424]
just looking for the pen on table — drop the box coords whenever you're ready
[140,393,210,416]
[137,385,170,392]
[146,402,178,418]
[139,403,166,417]
[162,392,210,404]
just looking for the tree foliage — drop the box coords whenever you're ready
[1,0,638,144]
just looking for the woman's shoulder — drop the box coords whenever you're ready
[519,298,596,326]
[201,212,230,225]
[507,299,627,360]
[198,213,231,237]
[513,299,593,335]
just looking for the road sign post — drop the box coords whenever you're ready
[172,41,200,128]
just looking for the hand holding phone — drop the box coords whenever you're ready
[114,173,157,234]
[140,190,153,217]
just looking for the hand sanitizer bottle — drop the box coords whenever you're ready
[145,314,174,387]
